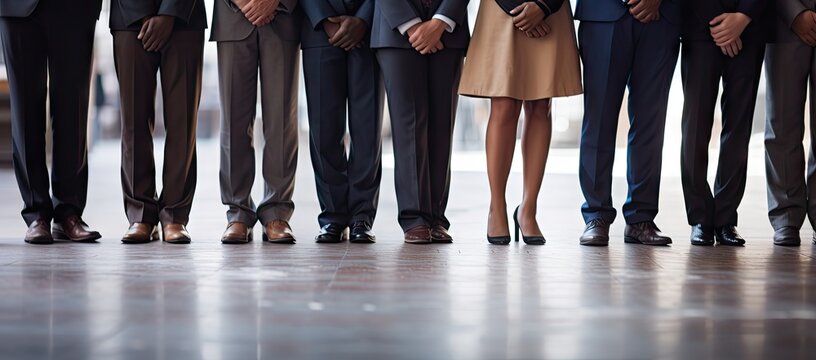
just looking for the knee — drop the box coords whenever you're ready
[523,99,552,120]
[489,98,522,124]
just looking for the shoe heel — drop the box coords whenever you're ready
[513,206,520,242]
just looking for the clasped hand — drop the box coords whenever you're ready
[138,15,174,52]
[709,12,751,58]
[237,0,279,27]
[407,19,447,55]
[323,16,367,51]
[627,0,660,23]
[792,10,816,47]
[510,3,550,38]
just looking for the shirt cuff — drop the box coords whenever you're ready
[397,18,422,35]
[433,14,456,33]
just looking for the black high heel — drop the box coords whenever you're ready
[513,206,545,245]
[487,234,511,245]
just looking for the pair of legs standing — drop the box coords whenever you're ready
[485,98,551,245]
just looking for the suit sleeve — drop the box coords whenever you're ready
[157,0,197,23]
[735,0,765,21]
[435,0,469,25]
[355,0,375,25]
[117,0,156,27]
[303,0,338,29]
[778,0,808,28]
[380,0,421,30]
[279,0,299,13]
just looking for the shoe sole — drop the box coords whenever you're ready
[164,239,191,244]
[350,237,376,244]
[690,240,715,246]
[774,240,801,247]
[624,236,672,246]
[431,239,453,243]
[25,236,54,245]
[52,230,101,243]
[263,233,296,244]
[579,237,609,246]
[315,237,346,244]
[404,239,432,244]
[715,240,745,247]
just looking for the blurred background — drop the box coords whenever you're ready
[0,0,778,176]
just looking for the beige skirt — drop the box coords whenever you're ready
[458,0,583,100]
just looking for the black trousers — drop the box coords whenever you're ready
[0,2,97,225]
[303,45,384,227]
[680,41,765,227]
[113,31,203,226]
[375,48,464,231]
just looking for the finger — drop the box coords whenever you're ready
[510,4,526,15]
[710,13,727,26]
[541,23,552,34]
[736,38,743,51]
[327,16,342,24]
[138,20,150,40]
[630,2,646,14]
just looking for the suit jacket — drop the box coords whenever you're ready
[210,0,299,42]
[682,0,769,43]
[771,0,816,42]
[0,0,101,19]
[370,0,470,49]
[110,0,207,31]
[302,0,373,49]
[575,0,681,24]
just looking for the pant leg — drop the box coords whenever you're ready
[256,25,300,224]
[113,31,161,225]
[0,16,51,225]
[157,30,204,225]
[346,46,384,225]
[217,31,261,226]
[622,17,680,224]
[679,41,723,226]
[713,43,765,227]
[578,19,634,224]
[303,46,351,227]
[45,14,96,222]
[805,48,816,229]
[427,49,464,229]
[764,42,811,230]
[376,48,432,231]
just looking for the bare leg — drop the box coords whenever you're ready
[518,99,553,236]
[486,97,523,237]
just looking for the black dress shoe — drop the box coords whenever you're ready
[350,221,376,243]
[715,225,745,246]
[315,224,347,243]
[624,221,672,246]
[580,218,609,246]
[773,227,800,246]
[690,224,715,246]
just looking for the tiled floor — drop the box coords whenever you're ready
[0,140,813,359]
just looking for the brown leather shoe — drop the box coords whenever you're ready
[25,219,53,244]
[162,223,191,244]
[122,223,159,244]
[263,220,296,244]
[222,222,253,244]
[431,225,453,243]
[404,225,432,244]
[52,215,101,242]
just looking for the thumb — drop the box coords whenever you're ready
[137,19,149,40]
[510,4,525,15]
[327,16,341,24]
[709,14,726,26]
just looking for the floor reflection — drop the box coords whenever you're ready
[0,239,814,359]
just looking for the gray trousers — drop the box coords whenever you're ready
[217,26,300,226]
[765,41,816,231]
